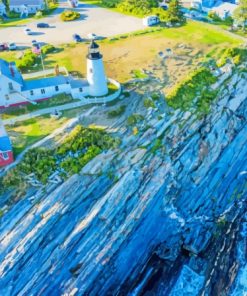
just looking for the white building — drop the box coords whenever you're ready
[68,0,79,8]
[211,2,238,19]
[9,0,45,15]
[0,41,109,108]
[0,2,6,16]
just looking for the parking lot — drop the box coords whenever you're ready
[0,0,144,46]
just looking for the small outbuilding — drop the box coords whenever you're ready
[0,120,14,167]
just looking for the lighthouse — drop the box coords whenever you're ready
[87,40,108,97]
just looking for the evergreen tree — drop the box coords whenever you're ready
[166,0,185,24]
[2,0,9,11]
[233,0,247,31]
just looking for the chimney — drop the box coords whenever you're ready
[9,64,15,77]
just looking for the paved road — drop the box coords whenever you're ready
[0,0,144,45]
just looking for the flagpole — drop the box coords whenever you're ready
[40,52,46,78]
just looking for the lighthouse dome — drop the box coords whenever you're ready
[87,40,102,60]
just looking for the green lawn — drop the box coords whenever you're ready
[2,94,76,120]
[6,115,69,155]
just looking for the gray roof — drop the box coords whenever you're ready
[70,79,89,89]
[0,59,23,85]
[9,0,44,6]
[22,76,70,91]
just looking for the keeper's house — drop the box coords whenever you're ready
[0,121,13,167]
[0,40,108,108]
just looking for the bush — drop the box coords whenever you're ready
[7,11,20,18]
[60,10,80,21]
[143,98,155,108]
[151,93,160,101]
[41,44,56,54]
[208,11,221,22]
[102,0,120,7]
[217,47,247,67]
[108,105,126,118]
[16,49,38,71]
[166,67,217,113]
[0,125,120,193]
[35,10,43,18]
[127,113,144,125]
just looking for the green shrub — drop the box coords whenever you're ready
[7,11,20,18]
[217,47,247,67]
[41,44,56,54]
[108,105,126,118]
[151,93,160,101]
[127,113,144,125]
[208,11,221,22]
[16,49,38,71]
[60,10,80,21]
[102,0,120,7]
[143,98,155,108]
[35,10,43,18]
[166,67,217,113]
[0,125,120,193]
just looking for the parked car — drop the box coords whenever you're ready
[87,33,98,40]
[73,34,83,42]
[32,40,38,46]
[37,23,49,28]
[143,15,160,27]
[24,28,33,35]
[0,43,8,51]
[8,43,17,50]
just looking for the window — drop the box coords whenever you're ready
[41,89,45,94]
[1,152,9,160]
[55,86,59,92]
[5,95,9,101]
[90,68,93,73]
[8,82,13,91]
[30,90,34,96]
[79,88,83,93]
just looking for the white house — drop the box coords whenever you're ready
[0,2,6,16]
[9,0,45,15]
[68,0,79,8]
[0,41,109,108]
[211,2,238,19]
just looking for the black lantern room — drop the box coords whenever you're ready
[87,40,102,60]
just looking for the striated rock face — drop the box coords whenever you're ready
[0,70,246,295]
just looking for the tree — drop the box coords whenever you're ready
[165,0,185,24]
[154,0,185,24]
[2,0,9,11]
[233,0,247,31]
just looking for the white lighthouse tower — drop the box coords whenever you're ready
[87,40,108,97]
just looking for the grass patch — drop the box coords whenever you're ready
[166,67,217,114]
[1,125,120,194]
[108,105,126,118]
[6,115,68,155]
[132,69,148,79]
[1,94,76,119]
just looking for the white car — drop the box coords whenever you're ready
[8,43,17,50]
[87,33,98,40]
[24,28,33,35]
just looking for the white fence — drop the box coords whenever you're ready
[85,79,122,103]
[3,78,122,125]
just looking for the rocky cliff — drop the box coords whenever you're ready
[0,67,246,295]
